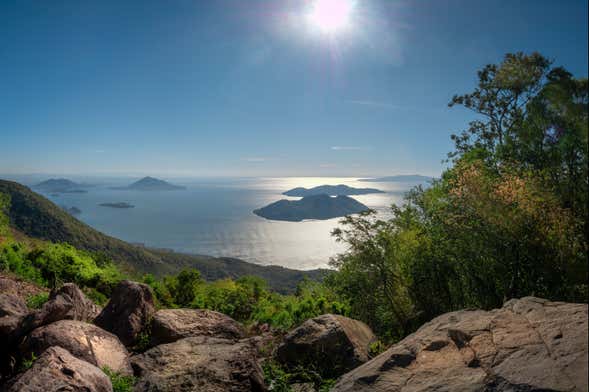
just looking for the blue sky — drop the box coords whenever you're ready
[1,0,587,177]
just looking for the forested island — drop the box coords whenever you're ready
[110,176,185,191]
[254,194,369,221]
[34,178,88,193]
[283,184,383,197]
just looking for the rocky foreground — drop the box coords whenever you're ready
[1,275,587,392]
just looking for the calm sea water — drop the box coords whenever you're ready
[41,177,423,270]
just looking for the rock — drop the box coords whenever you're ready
[291,383,317,392]
[331,297,588,392]
[131,336,267,392]
[94,280,155,346]
[0,294,28,318]
[0,274,47,301]
[275,314,376,378]
[4,346,113,392]
[19,282,101,335]
[150,308,245,346]
[3,283,94,346]
[47,283,102,322]
[19,319,132,375]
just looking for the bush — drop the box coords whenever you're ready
[26,292,49,309]
[102,367,136,392]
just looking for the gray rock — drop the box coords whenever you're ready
[150,308,245,346]
[276,314,377,378]
[131,336,267,392]
[5,346,113,392]
[0,294,28,318]
[332,297,588,392]
[19,319,132,375]
[94,280,155,346]
[1,283,100,377]
[47,283,102,322]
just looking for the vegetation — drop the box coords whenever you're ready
[0,50,585,353]
[0,178,324,293]
[262,360,336,392]
[25,292,49,309]
[0,196,346,331]
[102,367,136,392]
[327,52,588,341]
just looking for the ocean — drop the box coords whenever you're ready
[37,177,424,270]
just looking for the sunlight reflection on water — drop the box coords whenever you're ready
[46,177,423,270]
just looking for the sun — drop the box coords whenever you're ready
[307,0,355,35]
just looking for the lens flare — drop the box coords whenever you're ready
[307,0,355,34]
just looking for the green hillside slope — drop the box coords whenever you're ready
[0,179,325,292]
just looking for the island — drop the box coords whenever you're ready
[359,174,432,182]
[99,202,135,209]
[283,184,384,197]
[253,194,370,222]
[34,178,88,193]
[110,176,186,191]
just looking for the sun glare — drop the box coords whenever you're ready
[307,0,355,35]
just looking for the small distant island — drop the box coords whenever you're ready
[254,194,370,222]
[34,178,89,193]
[99,202,135,209]
[359,174,432,182]
[283,184,384,197]
[110,176,186,191]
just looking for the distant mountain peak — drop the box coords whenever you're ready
[111,176,185,191]
[34,178,88,193]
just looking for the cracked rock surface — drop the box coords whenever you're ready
[332,297,588,392]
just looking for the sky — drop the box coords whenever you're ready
[1,0,587,178]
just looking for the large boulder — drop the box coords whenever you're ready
[275,314,377,378]
[4,346,113,392]
[46,283,102,322]
[94,280,155,346]
[1,283,99,379]
[18,282,101,336]
[332,297,588,392]
[150,308,245,346]
[0,294,28,318]
[131,336,266,392]
[19,319,133,375]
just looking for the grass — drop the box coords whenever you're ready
[102,367,136,392]
[25,292,49,309]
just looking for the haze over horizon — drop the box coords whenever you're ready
[1,0,587,177]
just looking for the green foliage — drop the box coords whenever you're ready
[20,353,37,372]
[102,367,136,392]
[263,361,292,392]
[327,52,588,340]
[26,292,49,309]
[262,361,336,392]
[0,240,124,299]
[0,192,10,238]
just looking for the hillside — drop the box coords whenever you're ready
[0,179,325,293]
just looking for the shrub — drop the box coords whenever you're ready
[26,292,49,309]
